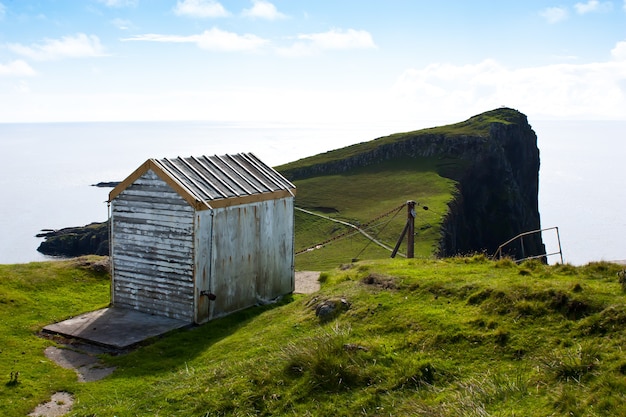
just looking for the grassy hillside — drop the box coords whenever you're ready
[0,257,110,416]
[3,256,626,416]
[284,107,529,271]
[293,158,457,270]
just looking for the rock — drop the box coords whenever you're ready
[315,298,350,322]
[92,181,120,188]
[37,222,109,257]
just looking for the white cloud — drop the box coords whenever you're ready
[97,0,138,7]
[0,3,6,20]
[14,80,31,93]
[122,28,268,51]
[279,28,376,55]
[623,0,626,11]
[174,0,230,18]
[392,41,626,121]
[111,18,134,30]
[540,7,569,23]
[6,34,105,61]
[0,60,36,76]
[574,0,612,14]
[611,40,626,60]
[298,29,376,50]
[242,0,287,20]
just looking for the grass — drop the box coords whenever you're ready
[3,255,626,416]
[0,256,110,416]
[293,157,457,270]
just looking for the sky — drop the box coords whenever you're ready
[0,0,625,124]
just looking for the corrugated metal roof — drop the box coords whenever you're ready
[109,153,296,210]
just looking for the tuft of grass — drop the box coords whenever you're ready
[282,323,372,392]
[539,342,601,383]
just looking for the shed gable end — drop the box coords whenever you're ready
[111,170,195,321]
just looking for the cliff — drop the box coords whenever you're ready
[279,107,546,260]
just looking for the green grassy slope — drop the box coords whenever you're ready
[293,158,457,270]
[0,257,110,416]
[3,257,626,416]
[287,108,525,271]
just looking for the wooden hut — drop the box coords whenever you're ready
[108,153,296,324]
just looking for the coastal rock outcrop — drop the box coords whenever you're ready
[37,222,109,257]
[280,107,545,260]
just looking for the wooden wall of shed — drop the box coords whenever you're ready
[206,197,294,321]
[255,198,295,300]
[111,169,195,321]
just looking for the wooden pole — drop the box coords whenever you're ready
[406,200,416,258]
[391,201,417,259]
[391,221,409,258]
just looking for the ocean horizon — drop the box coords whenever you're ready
[0,119,624,266]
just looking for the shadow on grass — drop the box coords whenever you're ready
[102,295,296,378]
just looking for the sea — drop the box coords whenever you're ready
[0,119,624,266]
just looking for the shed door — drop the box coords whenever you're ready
[194,210,214,323]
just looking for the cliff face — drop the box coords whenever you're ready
[281,108,546,260]
[438,120,545,259]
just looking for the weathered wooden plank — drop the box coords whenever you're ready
[114,290,193,308]
[112,216,192,228]
[114,282,192,297]
[125,182,177,192]
[112,198,194,212]
[113,265,193,281]
[114,297,192,319]
[114,302,192,321]
[113,285,192,305]
[113,258,193,275]
[113,275,193,293]
[113,253,191,268]
[111,252,193,266]
[113,279,193,297]
[113,259,192,277]
[120,184,185,197]
[113,235,193,252]
[116,192,185,207]
[116,193,190,206]
[114,225,193,240]
[114,218,193,231]
[112,222,193,240]
[114,282,193,300]
[111,207,193,224]
[111,202,193,219]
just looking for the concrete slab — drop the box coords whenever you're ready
[43,307,191,350]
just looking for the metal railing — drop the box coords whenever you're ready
[493,226,563,264]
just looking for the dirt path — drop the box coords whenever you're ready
[295,271,321,294]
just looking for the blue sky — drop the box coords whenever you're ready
[0,0,625,123]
